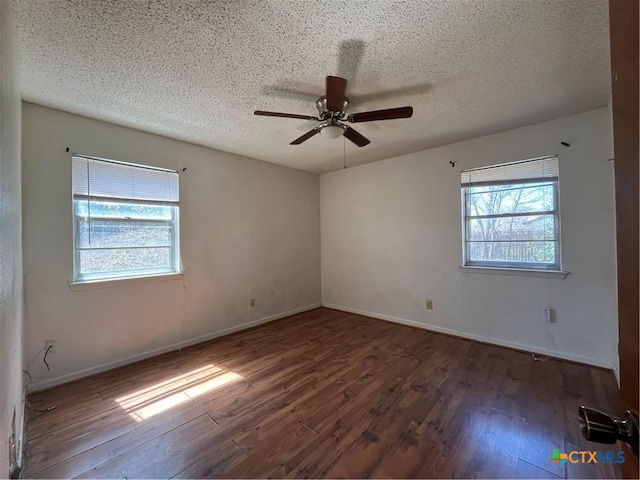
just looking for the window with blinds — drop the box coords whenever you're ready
[460,155,560,270]
[72,155,181,282]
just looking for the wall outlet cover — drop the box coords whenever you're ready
[45,339,56,354]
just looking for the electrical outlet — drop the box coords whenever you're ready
[426,300,433,310]
[543,307,556,323]
[45,338,56,354]
[250,298,256,308]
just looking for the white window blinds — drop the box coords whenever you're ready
[72,155,179,204]
[460,155,558,186]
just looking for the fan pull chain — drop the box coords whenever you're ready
[343,136,347,169]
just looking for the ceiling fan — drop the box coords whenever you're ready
[254,76,413,147]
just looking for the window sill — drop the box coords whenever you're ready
[458,266,569,279]
[69,272,183,291]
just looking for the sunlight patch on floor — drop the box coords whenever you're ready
[116,364,242,421]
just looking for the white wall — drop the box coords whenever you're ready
[321,108,618,371]
[23,103,321,390]
[0,0,25,475]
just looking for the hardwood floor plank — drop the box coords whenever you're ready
[76,414,217,479]
[27,403,158,475]
[461,407,526,479]
[590,367,621,412]
[492,348,536,417]
[517,417,567,479]
[564,439,621,480]
[268,377,407,478]
[515,458,563,479]
[368,420,437,479]
[170,440,246,478]
[225,424,319,478]
[322,383,432,478]
[411,383,491,478]
[420,414,488,478]
[26,392,115,441]
[516,359,569,479]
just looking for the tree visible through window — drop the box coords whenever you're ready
[461,156,560,270]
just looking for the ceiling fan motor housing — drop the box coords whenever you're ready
[316,96,349,120]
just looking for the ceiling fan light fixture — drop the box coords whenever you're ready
[320,124,344,139]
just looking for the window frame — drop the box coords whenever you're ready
[461,176,562,272]
[71,156,181,284]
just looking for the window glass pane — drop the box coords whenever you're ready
[467,215,556,242]
[78,247,172,276]
[77,219,173,249]
[467,241,556,265]
[75,200,173,220]
[466,182,555,216]
[73,199,178,280]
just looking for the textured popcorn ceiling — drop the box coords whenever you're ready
[14,0,610,174]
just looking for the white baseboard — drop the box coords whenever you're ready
[31,303,321,391]
[323,303,618,373]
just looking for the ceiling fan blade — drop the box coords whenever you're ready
[343,126,370,147]
[254,110,319,121]
[290,128,321,145]
[347,106,413,123]
[326,76,347,111]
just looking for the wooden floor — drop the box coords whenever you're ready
[26,308,621,479]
